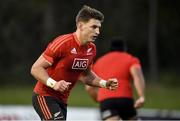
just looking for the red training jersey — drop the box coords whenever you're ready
[92,51,141,102]
[34,33,96,104]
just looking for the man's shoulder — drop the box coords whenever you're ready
[53,33,74,42]
[105,51,138,59]
[51,33,75,46]
[47,33,74,51]
[124,53,140,62]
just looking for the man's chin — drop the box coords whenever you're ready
[90,39,95,42]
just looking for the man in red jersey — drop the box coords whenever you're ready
[85,37,145,121]
[31,5,118,120]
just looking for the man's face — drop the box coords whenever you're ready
[80,19,101,43]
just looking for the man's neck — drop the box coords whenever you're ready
[75,31,87,45]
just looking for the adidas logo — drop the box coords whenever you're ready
[71,48,77,54]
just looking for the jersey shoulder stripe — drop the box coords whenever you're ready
[49,34,73,52]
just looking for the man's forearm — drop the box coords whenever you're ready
[134,79,145,98]
[79,69,118,90]
[80,70,111,88]
[31,66,49,83]
[31,66,59,88]
[79,70,100,87]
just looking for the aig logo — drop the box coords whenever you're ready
[72,58,89,70]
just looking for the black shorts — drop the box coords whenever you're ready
[32,92,67,120]
[100,98,137,120]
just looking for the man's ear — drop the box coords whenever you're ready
[77,22,84,31]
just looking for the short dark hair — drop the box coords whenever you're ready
[76,5,104,23]
[110,37,127,51]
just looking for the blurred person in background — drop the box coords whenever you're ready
[31,5,118,120]
[85,37,145,121]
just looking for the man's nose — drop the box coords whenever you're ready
[96,28,100,35]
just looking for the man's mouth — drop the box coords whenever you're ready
[92,36,97,40]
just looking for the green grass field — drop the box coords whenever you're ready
[0,82,180,111]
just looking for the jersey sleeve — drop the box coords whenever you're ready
[130,56,141,68]
[42,39,63,64]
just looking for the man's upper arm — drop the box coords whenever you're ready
[130,64,144,82]
[32,55,52,69]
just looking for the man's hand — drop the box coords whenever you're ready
[53,80,72,92]
[106,78,118,90]
[134,97,145,108]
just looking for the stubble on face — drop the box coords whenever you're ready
[81,19,101,44]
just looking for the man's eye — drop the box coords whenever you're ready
[92,25,97,29]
